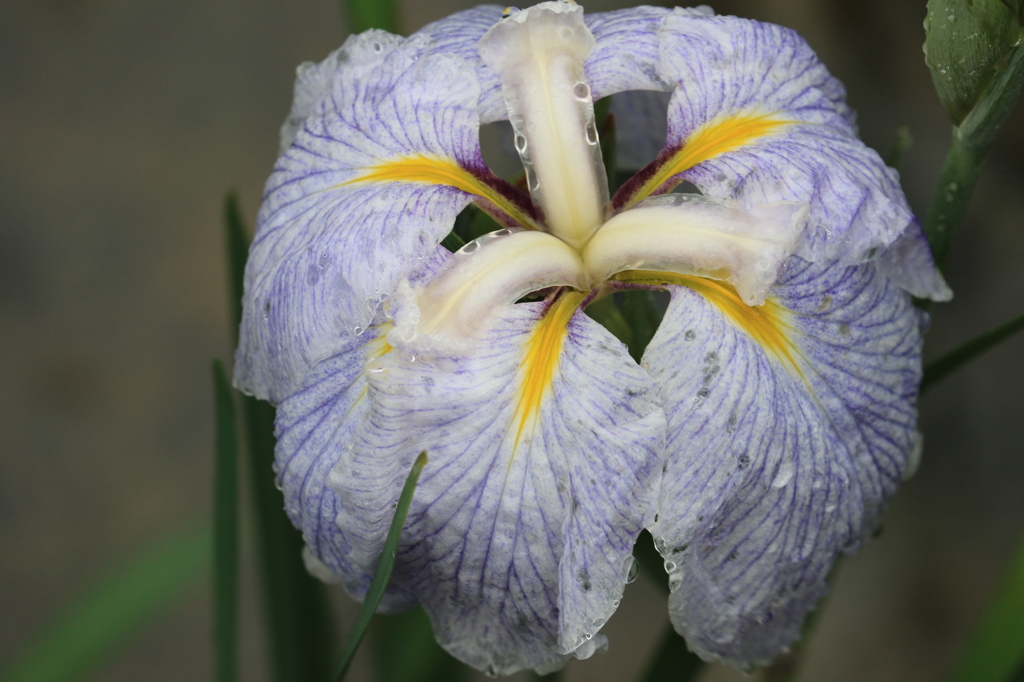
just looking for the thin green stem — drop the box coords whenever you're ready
[921,311,1024,393]
[922,135,987,268]
[923,44,1024,268]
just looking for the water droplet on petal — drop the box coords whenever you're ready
[573,82,590,100]
[624,556,639,583]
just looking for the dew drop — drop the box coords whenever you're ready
[573,82,590,100]
[684,329,696,341]
[591,617,606,629]
[668,575,683,592]
[625,556,639,583]
[353,326,365,335]
[494,228,513,237]
[461,240,480,254]
[663,560,676,572]
[372,41,383,54]
[653,536,666,553]
[585,121,599,145]
[526,166,540,192]
[560,26,574,39]
[514,133,528,153]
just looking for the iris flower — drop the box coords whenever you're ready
[235,0,951,675]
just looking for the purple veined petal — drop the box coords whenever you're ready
[417,5,508,123]
[611,13,942,289]
[272,321,420,610]
[584,5,713,99]
[234,31,537,402]
[639,258,924,668]
[877,218,952,301]
[325,293,664,675]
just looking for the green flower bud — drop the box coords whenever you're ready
[923,0,1024,124]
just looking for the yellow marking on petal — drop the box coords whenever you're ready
[614,270,804,380]
[511,291,585,454]
[625,113,793,209]
[366,330,393,361]
[341,154,539,230]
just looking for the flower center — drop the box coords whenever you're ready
[479,0,609,250]
[411,0,806,339]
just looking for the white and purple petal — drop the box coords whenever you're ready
[417,5,508,123]
[236,33,488,401]
[329,298,665,674]
[641,14,936,272]
[643,258,924,667]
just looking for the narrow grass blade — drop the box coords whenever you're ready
[921,311,1024,394]
[640,626,703,682]
[223,191,335,682]
[337,451,429,681]
[213,360,240,682]
[0,524,210,682]
[224,192,248,342]
[344,0,398,33]
[951,533,1024,682]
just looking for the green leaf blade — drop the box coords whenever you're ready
[951,533,1024,682]
[337,451,429,681]
[0,525,210,682]
[224,192,249,343]
[224,191,335,682]
[213,360,240,682]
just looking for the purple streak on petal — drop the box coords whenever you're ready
[329,302,664,674]
[236,32,485,401]
[645,257,923,667]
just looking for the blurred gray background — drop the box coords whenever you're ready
[1,0,1022,680]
